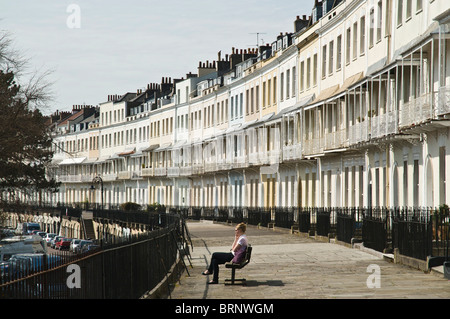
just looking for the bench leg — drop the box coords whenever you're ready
[224,268,247,286]
[231,268,235,285]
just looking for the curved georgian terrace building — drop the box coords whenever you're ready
[33,0,450,211]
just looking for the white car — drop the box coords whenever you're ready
[44,233,57,246]
[70,239,81,252]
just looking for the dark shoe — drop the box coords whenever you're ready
[202,270,211,275]
[208,280,218,284]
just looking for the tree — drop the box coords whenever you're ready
[0,70,59,205]
[0,31,59,207]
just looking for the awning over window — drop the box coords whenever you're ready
[143,144,160,152]
[334,72,364,96]
[131,148,144,157]
[155,143,172,152]
[245,112,275,129]
[83,158,98,164]
[225,124,242,134]
[267,94,314,124]
[172,140,187,149]
[312,84,340,104]
[59,157,86,165]
[118,148,135,156]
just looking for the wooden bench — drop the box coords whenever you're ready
[224,245,252,285]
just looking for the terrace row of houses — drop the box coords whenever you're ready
[23,0,450,210]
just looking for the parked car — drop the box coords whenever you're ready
[1,253,62,279]
[81,243,100,253]
[0,228,15,239]
[70,239,81,253]
[18,223,40,235]
[55,238,72,250]
[0,235,47,262]
[51,236,64,249]
[75,240,93,254]
[36,232,47,238]
[44,233,57,246]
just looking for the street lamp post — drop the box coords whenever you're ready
[90,175,104,210]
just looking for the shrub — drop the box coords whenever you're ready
[120,202,141,211]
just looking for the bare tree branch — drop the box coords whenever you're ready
[0,30,28,75]
[0,30,55,111]
[22,67,55,110]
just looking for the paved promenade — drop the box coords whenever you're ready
[170,220,449,299]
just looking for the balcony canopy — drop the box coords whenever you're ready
[118,148,136,156]
[59,157,86,165]
[143,144,160,152]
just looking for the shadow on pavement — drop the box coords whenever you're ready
[244,280,284,287]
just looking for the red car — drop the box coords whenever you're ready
[55,238,72,250]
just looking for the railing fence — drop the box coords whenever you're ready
[174,205,449,262]
[1,213,188,299]
[2,204,448,298]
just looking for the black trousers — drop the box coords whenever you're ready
[207,252,233,282]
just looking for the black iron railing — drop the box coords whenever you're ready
[274,207,296,229]
[247,207,271,227]
[175,205,448,262]
[336,208,357,244]
[362,208,389,253]
[0,213,186,299]
[3,203,448,299]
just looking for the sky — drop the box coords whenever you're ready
[1,0,313,115]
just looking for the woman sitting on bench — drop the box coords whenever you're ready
[202,222,249,284]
